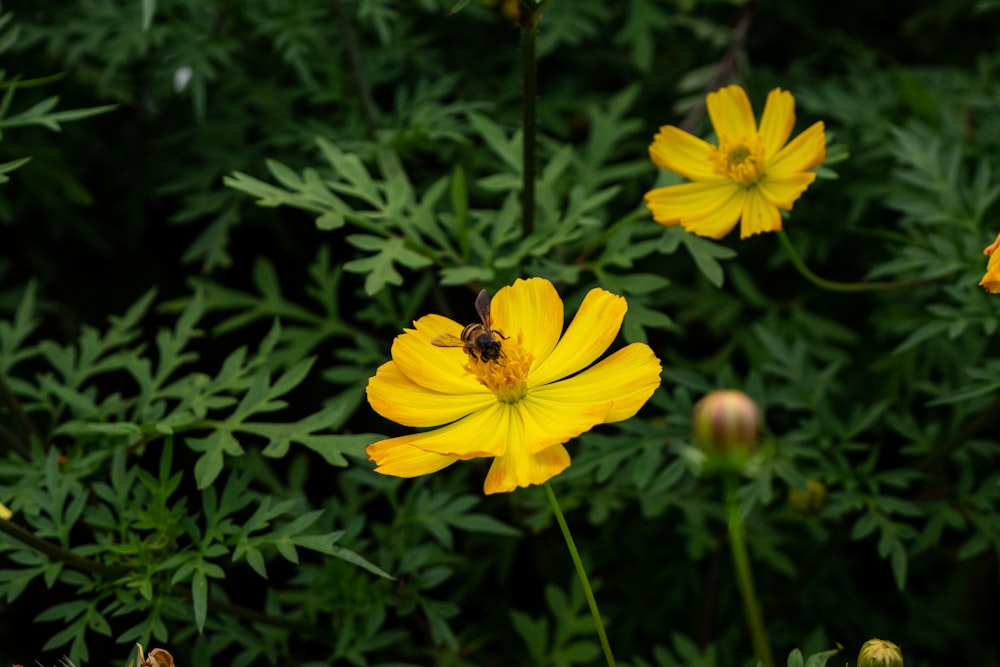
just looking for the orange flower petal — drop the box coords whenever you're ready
[980,240,1000,293]
[758,88,795,159]
[707,85,757,139]
[757,172,817,210]
[483,408,571,493]
[768,121,826,176]
[404,403,510,458]
[391,313,488,395]
[490,277,563,370]
[738,189,783,238]
[649,126,720,181]
[530,343,662,425]
[645,180,742,226]
[367,436,458,477]
[367,360,495,427]
[529,288,626,387]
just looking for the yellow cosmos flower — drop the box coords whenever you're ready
[979,231,1000,293]
[645,84,826,239]
[365,278,662,494]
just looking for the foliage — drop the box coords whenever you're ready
[1,0,999,666]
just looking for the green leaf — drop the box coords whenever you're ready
[192,567,208,632]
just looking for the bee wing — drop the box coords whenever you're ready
[474,289,492,327]
[430,332,468,348]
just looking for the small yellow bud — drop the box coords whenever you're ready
[788,478,827,515]
[0,501,12,520]
[692,390,761,459]
[858,638,903,667]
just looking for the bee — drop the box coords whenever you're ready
[431,289,506,362]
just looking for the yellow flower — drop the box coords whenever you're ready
[0,501,11,520]
[365,278,662,494]
[644,85,826,239]
[979,231,1000,293]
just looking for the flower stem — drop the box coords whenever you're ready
[519,1,542,239]
[544,482,616,667]
[724,472,774,667]
[777,229,951,292]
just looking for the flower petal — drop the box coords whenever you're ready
[981,241,1000,293]
[768,121,826,176]
[646,179,747,239]
[367,360,495,427]
[367,436,459,478]
[738,188,783,238]
[649,126,719,181]
[407,403,510,458]
[490,277,563,369]
[483,408,570,494]
[645,180,741,226]
[707,85,757,139]
[529,288,626,387]
[518,392,613,454]
[758,88,795,158]
[985,231,1000,256]
[392,313,488,394]
[757,172,817,210]
[529,343,661,431]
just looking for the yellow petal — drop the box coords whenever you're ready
[483,409,570,493]
[738,189,783,238]
[367,436,458,478]
[757,172,817,210]
[645,180,740,226]
[980,244,1000,293]
[672,184,747,239]
[0,501,11,520]
[490,277,563,369]
[983,231,1000,256]
[404,403,510,458]
[529,288,626,387]
[529,343,661,427]
[649,126,719,181]
[707,85,756,139]
[367,360,495,427]
[518,392,613,453]
[768,121,826,176]
[758,88,795,159]
[392,313,487,394]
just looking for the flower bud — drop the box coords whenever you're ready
[788,478,827,515]
[858,638,903,667]
[692,390,761,459]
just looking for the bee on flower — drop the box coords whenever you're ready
[365,278,662,494]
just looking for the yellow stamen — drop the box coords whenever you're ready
[710,133,766,186]
[464,332,532,403]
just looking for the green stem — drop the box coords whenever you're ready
[519,2,541,239]
[777,229,951,292]
[724,473,774,667]
[544,482,616,667]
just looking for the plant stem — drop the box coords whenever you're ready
[724,472,774,667]
[544,482,616,667]
[777,229,951,292]
[519,2,540,239]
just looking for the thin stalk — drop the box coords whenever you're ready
[724,473,774,667]
[544,482,616,667]
[777,229,951,292]
[519,3,540,239]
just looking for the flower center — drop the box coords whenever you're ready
[464,331,532,403]
[710,133,766,186]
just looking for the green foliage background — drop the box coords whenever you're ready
[1,0,999,665]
